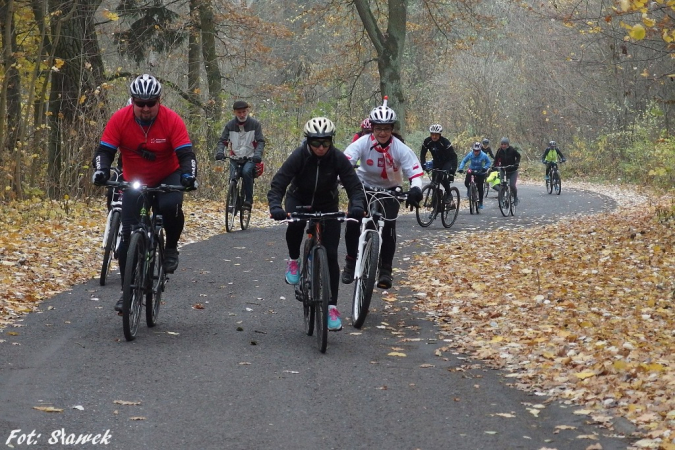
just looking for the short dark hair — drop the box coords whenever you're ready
[233,100,249,110]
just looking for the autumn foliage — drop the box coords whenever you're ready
[406,194,675,442]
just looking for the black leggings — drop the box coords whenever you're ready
[284,197,342,305]
[345,194,399,270]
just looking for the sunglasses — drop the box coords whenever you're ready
[308,139,332,148]
[373,127,393,133]
[133,100,158,108]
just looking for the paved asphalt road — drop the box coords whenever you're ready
[0,184,634,450]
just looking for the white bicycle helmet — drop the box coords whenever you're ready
[429,124,443,134]
[303,117,336,138]
[130,74,162,100]
[369,96,397,125]
[549,140,556,147]
[472,142,481,151]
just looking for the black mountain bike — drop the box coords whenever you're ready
[545,161,563,195]
[416,169,460,228]
[496,165,517,217]
[289,210,346,353]
[225,156,252,232]
[105,181,193,341]
[466,169,487,215]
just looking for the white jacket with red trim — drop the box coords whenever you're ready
[343,134,424,190]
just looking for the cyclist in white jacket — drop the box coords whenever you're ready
[341,97,424,289]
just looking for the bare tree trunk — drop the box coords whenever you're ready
[188,0,201,122]
[199,0,222,145]
[46,0,104,198]
[0,0,24,197]
[353,0,408,134]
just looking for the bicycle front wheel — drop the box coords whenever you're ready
[553,172,562,195]
[100,210,121,286]
[498,185,511,217]
[441,187,460,228]
[123,232,145,341]
[146,228,165,328]
[312,247,330,353]
[416,185,437,227]
[483,181,490,198]
[469,183,478,214]
[352,232,380,329]
[546,175,553,194]
[225,179,238,232]
[302,239,315,336]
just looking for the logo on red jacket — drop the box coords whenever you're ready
[366,159,374,166]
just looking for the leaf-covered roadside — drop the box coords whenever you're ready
[405,196,675,445]
[0,198,268,329]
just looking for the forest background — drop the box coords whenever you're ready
[0,0,673,202]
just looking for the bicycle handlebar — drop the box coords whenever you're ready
[362,185,409,202]
[103,180,190,192]
[276,210,347,224]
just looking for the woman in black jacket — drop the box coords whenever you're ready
[492,137,522,205]
[267,117,365,331]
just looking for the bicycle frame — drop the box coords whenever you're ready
[354,192,386,281]
[286,210,345,353]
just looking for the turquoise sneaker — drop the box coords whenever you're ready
[285,259,299,285]
[327,305,342,331]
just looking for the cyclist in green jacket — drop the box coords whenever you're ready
[541,140,566,180]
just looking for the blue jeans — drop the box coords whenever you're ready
[230,160,255,203]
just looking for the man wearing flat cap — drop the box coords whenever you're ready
[215,100,266,210]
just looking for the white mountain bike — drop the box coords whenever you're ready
[349,185,406,329]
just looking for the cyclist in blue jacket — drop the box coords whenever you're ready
[457,142,491,209]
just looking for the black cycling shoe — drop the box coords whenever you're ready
[341,257,356,284]
[377,267,393,290]
[242,201,252,211]
[164,248,179,273]
[114,294,124,313]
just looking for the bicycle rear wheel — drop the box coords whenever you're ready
[123,232,145,341]
[352,231,379,329]
[509,188,517,216]
[469,183,478,214]
[146,229,165,328]
[312,247,330,353]
[498,185,511,217]
[553,172,562,195]
[240,189,251,230]
[302,239,315,336]
[225,179,238,232]
[416,185,436,227]
[441,187,460,228]
[100,210,121,286]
